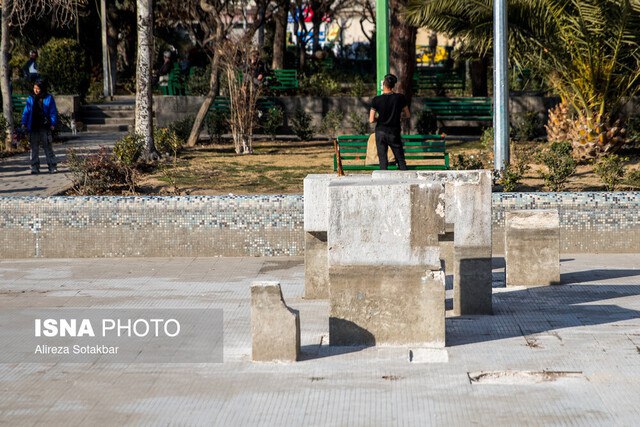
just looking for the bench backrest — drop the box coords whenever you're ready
[424,97,493,119]
[12,94,28,113]
[335,134,449,171]
[271,69,298,91]
[413,68,465,92]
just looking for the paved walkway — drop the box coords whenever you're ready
[1,253,639,425]
[0,131,126,196]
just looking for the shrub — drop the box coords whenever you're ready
[349,75,368,97]
[85,80,105,104]
[187,66,211,96]
[168,116,195,143]
[66,147,128,195]
[348,111,369,135]
[300,72,339,97]
[495,149,531,192]
[454,153,484,170]
[535,141,577,191]
[594,154,627,191]
[113,133,144,166]
[262,106,284,141]
[320,109,344,139]
[290,108,315,140]
[39,38,89,96]
[154,127,183,158]
[511,111,544,141]
[416,110,438,135]
[206,110,229,144]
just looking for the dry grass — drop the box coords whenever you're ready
[137,137,640,195]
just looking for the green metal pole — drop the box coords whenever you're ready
[376,0,389,95]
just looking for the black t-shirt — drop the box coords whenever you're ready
[31,97,46,131]
[371,93,407,133]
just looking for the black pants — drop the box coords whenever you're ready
[375,129,407,170]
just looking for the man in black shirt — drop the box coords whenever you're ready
[369,74,410,170]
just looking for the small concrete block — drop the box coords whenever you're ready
[453,246,493,315]
[304,231,329,299]
[303,174,371,232]
[251,281,300,362]
[329,266,445,347]
[328,180,445,267]
[505,210,560,287]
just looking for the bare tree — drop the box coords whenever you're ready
[1,0,84,151]
[271,0,289,70]
[134,0,157,160]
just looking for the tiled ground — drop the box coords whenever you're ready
[0,254,639,425]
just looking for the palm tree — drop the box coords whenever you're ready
[405,0,640,159]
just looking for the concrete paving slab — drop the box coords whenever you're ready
[0,254,639,425]
[0,131,126,196]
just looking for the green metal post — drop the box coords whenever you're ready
[376,0,389,95]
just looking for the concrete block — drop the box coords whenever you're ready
[505,210,560,287]
[303,174,371,232]
[328,180,445,267]
[372,170,493,315]
[453,246,493,315]
[329,266,445,346]
[251,281,300,362]
[304,231,329,299]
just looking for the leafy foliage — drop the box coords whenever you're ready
[320,109,344,139]
[290,108,315,141]
[416,110,438,135]
[511,111,544,141]
[300,72,340,97]
[535,141,577,191]
[206,110,229,144]
[39,38,90,96]
[594,154,628,191]
[168,116,195,143]
[187,66,211,96]
[66,147,129,195]
[348,111,369,135]
[154,128,183,159]
[113,133,144,166]
[454,153,484,170]
[262,107,284,141]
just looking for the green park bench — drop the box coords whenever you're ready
[334,134,449,173]
[160,63,186,96]
[12,94,29,114]
[269,69,298,92]
[423,97,493,129]
[413,67,465,94]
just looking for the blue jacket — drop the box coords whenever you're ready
[21,94,58,132]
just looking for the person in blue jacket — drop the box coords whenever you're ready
[21,79,58,174]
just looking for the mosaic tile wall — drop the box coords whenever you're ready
[492,192,640,254]
[0,196,304,258]
[1,192,638,258]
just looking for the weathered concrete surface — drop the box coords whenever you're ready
[372,170,493,314]
[505,210,560,287]
[453,246,493,315]
[304,231,329,299]
[251,281,300,362]
[329,266,445,347]
[303,174,371,299]
[327,180,445,267]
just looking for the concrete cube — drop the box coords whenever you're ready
[328,179,445,268]
[372,170,493,314]
[251,282,300,362]
[303,174,371,299]
[505,210,560,287]
[329,266,445,347]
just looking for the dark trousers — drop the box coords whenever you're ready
[30,129,57,171]
[375,129,407,170]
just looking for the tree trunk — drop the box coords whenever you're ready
[135,0,157,160]
[271,0,288,70]
[1,0,15,151]
[389,0,417,105]
[107,0,120,95]
[187,38,222,147]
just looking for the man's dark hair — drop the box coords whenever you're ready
[383,74,397,89]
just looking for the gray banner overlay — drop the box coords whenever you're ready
[0,309,223,363]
